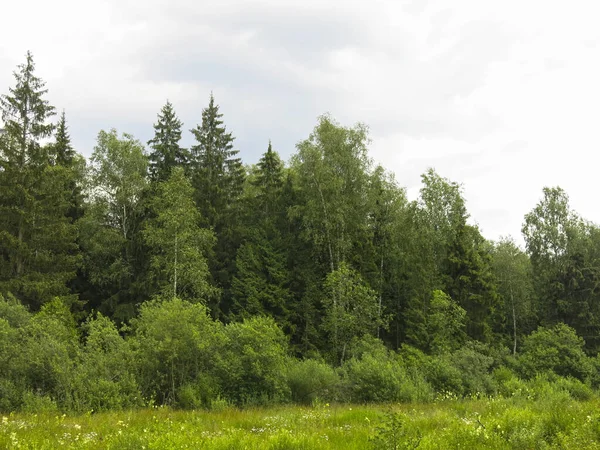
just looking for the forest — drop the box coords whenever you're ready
[2,51,600,418]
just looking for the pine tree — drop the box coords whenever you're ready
[147,100,188,182]
[49,111,84,222]
[0,52,79,308]
[232,142,291,329]
[51,111,76,166]
[189,94,245,317]
[190,94,244,225]
[0,51,55,168]
[253,141,284,218]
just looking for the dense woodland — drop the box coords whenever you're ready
[2,52,600,412]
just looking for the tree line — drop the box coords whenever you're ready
[2,51,600,411]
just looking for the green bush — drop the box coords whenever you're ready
[518,323,593,381]
[423,355,464,397]
[450,343,497,395]
[218,316,290,405]
[553,376,594,401]
[341,352,403,403]
[72,313,141,412]
[20,391,58,413]
[130,297,223,408]
[286,358,339,404]
[17,298,80,409]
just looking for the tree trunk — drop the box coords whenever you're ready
[173,232,178,299]
[511,286,517,355]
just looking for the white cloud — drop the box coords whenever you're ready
[1,0,599,244]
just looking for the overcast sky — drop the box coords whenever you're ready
[1,0,599,245]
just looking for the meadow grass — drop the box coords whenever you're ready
[3,396,600,449]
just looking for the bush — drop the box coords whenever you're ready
[423,356,464,397]
[17,298,80,409]
[21,391,58,413]
[218,316,290,405]
[286,358,339,404]
[518,323,593,381]
[449,343,497,395]
[130,297,223,407]
[72,313,141,412]
[341,352,403,403]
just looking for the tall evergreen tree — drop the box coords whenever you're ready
[253,141,284,218]
[232,142,291,329]
[0,52,79,308]
[51,111,76,166]
[189,94,245,317]
[147,100,187,182]
[48,111,85,222]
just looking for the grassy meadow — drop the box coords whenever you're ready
[3,395,600,449]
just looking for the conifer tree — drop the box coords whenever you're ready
[51,111,76,166]
[49,111,84,222]
[147,100,187,182]
[254,141,284,217]
[0,52,79,308]
[189,94,245,316]
[232,142,291,329]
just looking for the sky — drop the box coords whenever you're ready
[1,0,599,245]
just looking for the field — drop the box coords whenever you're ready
[3,395,600,449]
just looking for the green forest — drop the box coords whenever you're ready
[2,51,600,416]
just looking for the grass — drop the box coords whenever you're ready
[3,396,600,449]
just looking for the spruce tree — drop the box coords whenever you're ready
[147,100,187,182]
[0,52,79,308]
[253,141,284,217]
[51,111,76,166]
[189,94,245,317]
[232,142,291,329]
[49,111,84,222]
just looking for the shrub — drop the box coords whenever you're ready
[286,358,339,404]
[218,316,290,405]
[16,298,80,409]
[72,313,141,412]
[518,323,593,381]
[423,355,464,397]
[130,297,223,407]
[449,343,497,395]
[341,352,403,403]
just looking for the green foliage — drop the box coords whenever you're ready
[73,313,141,412]
[0,52,79,309]
[189,94,245,317]
[492,237,535,354]
[291,114,372,273]
[80,128,148,320]
[322,263,386,365]
[426,290,466,354]
[286,358,339,404]
[147,100,188,182]
[218,316,290,405]
[518,323,593,381]
[130,297,222,407]
[231,231,291,326]
[370,410,422,450]
[449,343,498,396]
[340,337,433,403]
[143,167,217,302]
